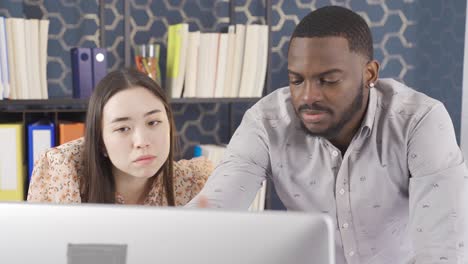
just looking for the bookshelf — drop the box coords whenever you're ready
[0,97,260,145]
[0,0,274,152]
[0,0,275,208]
[0,97,261,111]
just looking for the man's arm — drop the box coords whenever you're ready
[186,108,271,209]
[407,103,467,263]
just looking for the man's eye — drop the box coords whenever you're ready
[290,79,303,85]
[320,79,340,85]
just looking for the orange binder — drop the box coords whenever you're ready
[59,122,85,145]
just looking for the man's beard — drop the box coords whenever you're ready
[299,80,364,139]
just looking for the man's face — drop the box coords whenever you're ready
[288,37,369,139]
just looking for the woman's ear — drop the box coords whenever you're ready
[101,145,108,157]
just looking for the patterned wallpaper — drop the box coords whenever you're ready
[0,0,466,154]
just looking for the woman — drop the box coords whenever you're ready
[28,68,212,205]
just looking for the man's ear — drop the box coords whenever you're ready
[364,60,380,87]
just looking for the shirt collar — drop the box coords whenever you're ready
[360,83,378,137]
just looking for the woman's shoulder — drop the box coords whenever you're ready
[173,156,214,181]
[52,137,85,162]
[172,157,214,206]
[27,138,85,203]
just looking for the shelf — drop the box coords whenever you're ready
[0,97,260,112]
[170,97,260,104]
[0,99,89,112]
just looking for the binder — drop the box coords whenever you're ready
[0,124,24,201]
[71,47,93,99]
[27,120,55,181]
[91,47,107,87]
[59,122,84,145]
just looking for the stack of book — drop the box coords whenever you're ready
[0,17,49,100]
[166,23,269,99]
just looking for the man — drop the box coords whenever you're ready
[188,6,466,264]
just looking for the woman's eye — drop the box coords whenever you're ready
[148,120,161,126]
[114,127,130,133]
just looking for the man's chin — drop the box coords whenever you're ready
[300,122,330,137]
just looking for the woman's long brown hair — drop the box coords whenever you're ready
[81,68,176,205]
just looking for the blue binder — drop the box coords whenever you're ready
[27,120,55,181]
[71,47,93,99]
[91,47,107,87]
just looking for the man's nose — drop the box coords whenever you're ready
[300,80,324,103]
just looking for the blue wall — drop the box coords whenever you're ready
[0,0,466,151]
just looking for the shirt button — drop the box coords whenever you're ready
[349,251,355,257]
[339,188,345,195]
[342,223,349,229]
[332,150,339,157]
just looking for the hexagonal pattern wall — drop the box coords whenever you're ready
[0,0,466,156]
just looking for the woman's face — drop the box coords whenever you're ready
[101,86,170,180]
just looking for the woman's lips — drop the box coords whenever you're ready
[133,155,156,165]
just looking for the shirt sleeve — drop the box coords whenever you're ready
[407,102,467,263]
[186,108,271,210]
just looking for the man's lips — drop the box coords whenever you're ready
[300,110,328,123]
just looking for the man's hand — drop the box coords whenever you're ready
[197,195,209,208]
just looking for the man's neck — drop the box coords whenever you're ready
[329,94,370,154]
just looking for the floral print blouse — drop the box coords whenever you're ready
[27,138,213,206]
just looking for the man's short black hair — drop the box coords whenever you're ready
[291,6,374,61]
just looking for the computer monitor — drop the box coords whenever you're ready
[0,202,335,264]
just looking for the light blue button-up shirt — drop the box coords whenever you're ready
[188,79,467,264]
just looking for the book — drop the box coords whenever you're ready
[183,31,200,98]
[39,19,49,99]
[59,122,85,145]
[222,25,236,98]
[0,17,9,100]
[0,124,24,201]
[25,19,42,99]
[213,33,228,98]
[196,33,218,97]
[248,180,267,212]
[253,25,269,97]
[27,120,55,181]
[239,24,260,97]
[10,18,29,99]
[229,24,246,97]
[5,18,16,99]
[166,23,189,98]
